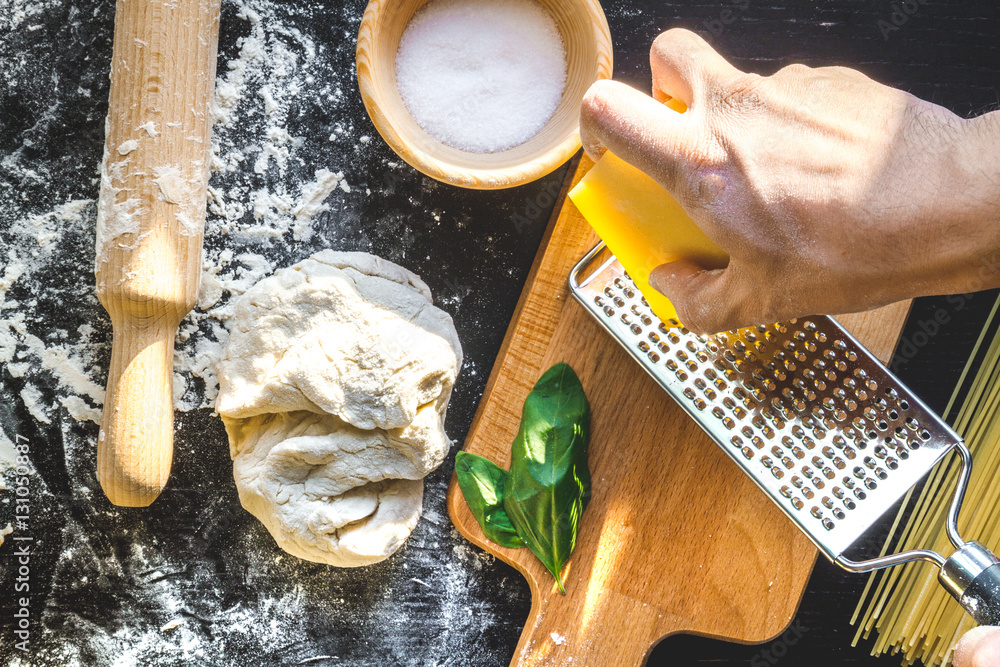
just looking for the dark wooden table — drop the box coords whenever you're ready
[0,0,997,664]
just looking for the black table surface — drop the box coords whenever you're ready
[1,0,999,665]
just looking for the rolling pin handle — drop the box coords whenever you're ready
[97,316,178,507]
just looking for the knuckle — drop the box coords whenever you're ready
[774,62,812,79]
[716,73,766,114]
[659,143,721,208]
[677,143,710,175]
[579,81,619,144]
[652,27,701,56]
[652,157,687,197]
[679,135,725,181]
[681,267,785,333]
[696,173,727,205]
[650,32,670,60]
[816,65,871,83]
[580,79,615,117]
[678,301,730,335]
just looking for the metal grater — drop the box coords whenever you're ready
[569,242,1000,625]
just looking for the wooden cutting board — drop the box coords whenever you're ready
[446,155,911,666]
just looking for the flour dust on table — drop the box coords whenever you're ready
[0,0,359,425]
[1,0,544,662]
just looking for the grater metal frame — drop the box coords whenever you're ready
[568,242,974,575]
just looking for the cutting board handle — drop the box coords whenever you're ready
[98,316,178,506]
[511,599,658,667]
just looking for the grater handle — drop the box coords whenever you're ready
[939,541,1000,626]
[936,445,1000,625]
[836,443,1000,625]
[962,563,1000,626]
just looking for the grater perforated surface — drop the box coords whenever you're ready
[569,244,962,560]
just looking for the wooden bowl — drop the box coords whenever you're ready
[356,0,613,189]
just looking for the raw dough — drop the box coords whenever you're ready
[216,251,462,566]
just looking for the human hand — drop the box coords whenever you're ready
[580,29,1000,333]
[955,626,1000,667]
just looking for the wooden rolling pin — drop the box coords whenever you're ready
[95,0,221,506]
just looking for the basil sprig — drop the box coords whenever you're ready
[455,362,590,593]
[454,451,524,548]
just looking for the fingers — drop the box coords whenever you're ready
[580,79,700,194]
[648,260,743,334]
[955,627,1000,667]
[579,82,611,161]
[650,29,743,108]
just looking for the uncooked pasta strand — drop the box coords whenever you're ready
[852,293,1000,667]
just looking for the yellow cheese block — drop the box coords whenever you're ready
[568,151,729,325]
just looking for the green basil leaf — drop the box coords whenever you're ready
[503,362,590,593]
[455,451,525,549]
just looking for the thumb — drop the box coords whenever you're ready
[649,260,737,334]
[955,626,1000,667]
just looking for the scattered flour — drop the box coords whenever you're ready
[0,199,107,424]
[94,140,145,268]
[0,0,61,32]
[0,522,12,547]
[152,166,187,204]
[292,168,345,241]
[117,139,139,155]
[159,618,184,633]
[137,121,159,138]
[171,0,361,411]
[61,395,102,424]
[0,0,533,662]
[1,0,357,422]
[19,384,50,423]
[0,429,17,486]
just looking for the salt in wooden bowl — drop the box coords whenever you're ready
[356,0,613,189]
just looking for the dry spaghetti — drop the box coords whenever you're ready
[853,295,1000,666]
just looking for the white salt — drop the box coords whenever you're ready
[395,0,567,153]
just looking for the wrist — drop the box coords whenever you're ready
[951,111,1000,292]
[911,109,1000,297]
[960,111,1000,216]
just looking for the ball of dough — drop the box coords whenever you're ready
[216,251,462,566]
[217,250,462,430]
